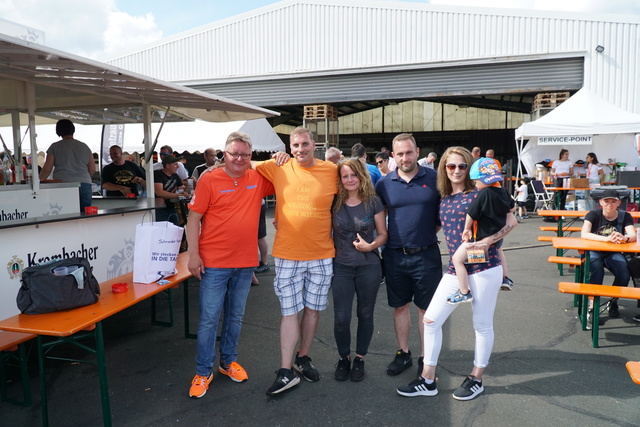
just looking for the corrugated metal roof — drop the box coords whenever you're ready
[190,55,584,108]
[105,0,640,113]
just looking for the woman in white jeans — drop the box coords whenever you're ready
[397,146,518,401]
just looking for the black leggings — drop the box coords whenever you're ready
[555,178,568,210]
[331,261,381,357]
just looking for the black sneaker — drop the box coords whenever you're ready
[266,368,300,396]
[387,349,412,376]
[397,376,438,397]
[350,356,365,382]
[334,357,350,381]
[294,352,320,382]
[417,356,424,378]
[633,314,640,323]
[500,276,514,291]
[608,301,620,318]
[452,375,484,401]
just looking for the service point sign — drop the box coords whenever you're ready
[538,135,593,145]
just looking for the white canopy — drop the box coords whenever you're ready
[20,118,285,156]
[516,88,640,177]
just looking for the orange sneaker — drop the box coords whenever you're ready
[189,373,213,398]
[218,361,248,382]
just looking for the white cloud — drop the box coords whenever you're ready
[0,0,162,59]
[102,11,162,59]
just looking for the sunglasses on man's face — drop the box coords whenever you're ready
[445,163,468,171]
[376,160,386,165]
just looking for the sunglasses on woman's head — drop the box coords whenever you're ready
[445,163,468,171]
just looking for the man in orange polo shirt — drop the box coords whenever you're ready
[256,127,338,396]
[185,132,274,399]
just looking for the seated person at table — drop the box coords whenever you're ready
[627,257,640,323]
[448,158,513,305]
[154,154,185,225]
[581,188,636,320]
[101,145,146,196]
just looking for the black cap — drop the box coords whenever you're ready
[162,154,183,166]
[600,189,620,200]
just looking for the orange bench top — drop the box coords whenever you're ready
[547,256,583,266]
[558,282,640,299]
[539,226,582,232]
[538,235,553,242]
[0,253,191,337]
[626,361,640,385]
[0,331,37,351]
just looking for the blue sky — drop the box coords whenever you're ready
[0,0,638,59]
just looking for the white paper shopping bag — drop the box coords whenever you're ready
[133,221,184,283]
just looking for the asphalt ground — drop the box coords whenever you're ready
[3,208,640,426]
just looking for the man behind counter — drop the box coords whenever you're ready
[101,145,146,196]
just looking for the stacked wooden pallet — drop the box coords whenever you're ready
[303,104,338,119]
[531,92,570,113]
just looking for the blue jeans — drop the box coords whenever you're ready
[79,182,93,212]
[195,267,253,376]
[332,261,381,357]
[588,251,630,287]
[155,207,179,226]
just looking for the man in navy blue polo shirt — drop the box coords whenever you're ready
[375,133,442,378]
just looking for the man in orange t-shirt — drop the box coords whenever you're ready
[185,132,274,399]
[256,127,338,396]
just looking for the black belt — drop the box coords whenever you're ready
[398,246,430,255]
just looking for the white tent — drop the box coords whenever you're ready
[13,118,285,156]
[515,88,640,178]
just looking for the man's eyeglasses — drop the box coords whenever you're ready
[159,152,169,156]
[226,151,251,160]
[376,160,386,165]
[445,163,468,171]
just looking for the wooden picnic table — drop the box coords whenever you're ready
[0,253,192,427]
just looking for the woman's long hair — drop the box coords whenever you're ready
[559,148,569,159]
[436,146,475,197]
[333,158,377,213]
[587,152,599,164]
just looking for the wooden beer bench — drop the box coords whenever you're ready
[0,331,36,406]
[558,281,640,348]
[0,253,193,427]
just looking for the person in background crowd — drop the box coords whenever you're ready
[380,146,397,170]
[186,131,274,399]
[375,152,392,176]
[101,145,145,197]
[191,148,218,185]
[485,149,501,170]
[255,127,338,396]
[471,147,481,162]
[581,188,635,323]
[39,119,95,212]
[550,148,573,210]
[515,178,529,220]
[397,146,517,401]
[331,159,387,382]
[254,198,271,276]
[418,152,438,169]
[325,147,343,164]
[154,144,189,184]
[351,143,381,185]
[375,133,441,379]
[585,152,604,210]
[153,154,184,225]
